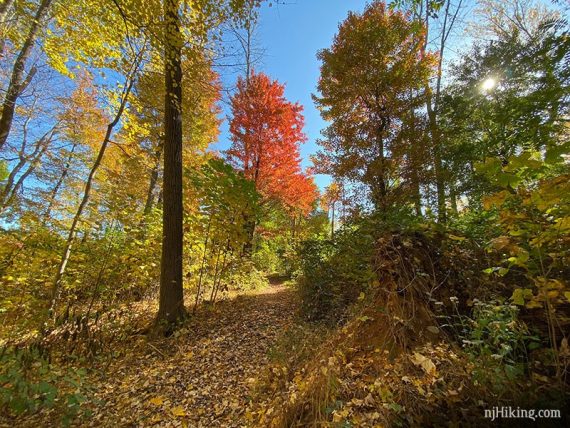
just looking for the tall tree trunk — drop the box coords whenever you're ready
[418,0,463,224]
[156,0,186,327]
[330,201,335,238]
[426,90,447,223]
[43,142,78,223]
[143,146,163,217]
[0,0,52,150]
[50,75,136,319]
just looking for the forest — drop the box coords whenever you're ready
[0,0,569,426]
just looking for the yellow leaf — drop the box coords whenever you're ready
[411,352,437,376]
[149,396,164,406]
[171,406,187,417]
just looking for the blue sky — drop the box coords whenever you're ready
[215,0,371,191]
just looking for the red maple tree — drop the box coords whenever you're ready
[227,72,317,214]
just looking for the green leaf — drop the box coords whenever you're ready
[512,288,525,305]
[448,234,465,241]
[496,173,522,188]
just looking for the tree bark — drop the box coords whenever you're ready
[156,0,186,328]
[425,88,447,223]
[143,145,163,217]
[43,142,78,223]
[0,128,54,212]
[0,0,53,150]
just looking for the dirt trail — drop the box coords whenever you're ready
[88,283,296,427]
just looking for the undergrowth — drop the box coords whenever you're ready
[249,218,569,427]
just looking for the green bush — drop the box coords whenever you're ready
[445,298,541,391]
[297,221,375,323]
[226,260,269,292]
[0,346,92,424]
[252,239,283,274]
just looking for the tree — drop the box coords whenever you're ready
[40,72,108,224]
[0,0,53,150]
[124,53,221,230]
[322,182,341,237]
[50,60,142,318]
[440,12,570,206]
[313,1,435,214]
[156,0,186,327]
[227,71,317,215]
[391,0,467,222]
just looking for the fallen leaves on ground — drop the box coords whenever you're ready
[92,284,295,427]
[6,284,296,427]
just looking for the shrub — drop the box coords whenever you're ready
[0,345,92,425]
[225,260,269,292]
[297,222,375,323]
[441,298,542,393]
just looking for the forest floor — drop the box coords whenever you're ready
[92,282,296,427]
[10,282,297,427]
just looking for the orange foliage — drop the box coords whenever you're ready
[227,72,317,215]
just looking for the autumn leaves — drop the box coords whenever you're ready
[227,72,317,216]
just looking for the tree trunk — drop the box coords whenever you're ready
[0,0,52,150]
[330,201,335,238]
[418,0,463,224]
[43,142,78,223]
[425,88,447,223]
[143,146,163,217]
[0,128,54,212]
[156,0,186,328]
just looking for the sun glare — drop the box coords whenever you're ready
[481,77,497,92]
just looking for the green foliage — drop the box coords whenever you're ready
[463,301,538,363]
[445,299,541,393]
[252,239,283,274]
[0,346,92,424]
[440,16,570,206]
[225,260,268,292]
[297,220,376,323]
[186,158,262,303]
